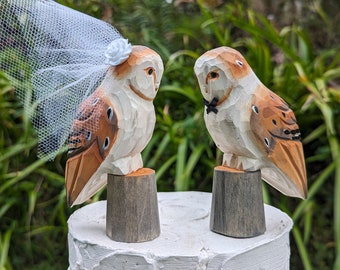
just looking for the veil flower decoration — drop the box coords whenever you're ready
[0,0,132,160]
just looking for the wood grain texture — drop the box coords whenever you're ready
[210,166,266,238]
[65,87,117,206]
[65,45,164,207]
[194,46,307,199]
[106,168,160,243]
[250,84,307,198]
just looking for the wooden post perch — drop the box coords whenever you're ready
[106,168,160,243]
[210,166,266,238]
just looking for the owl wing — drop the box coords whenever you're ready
[250,85,307,198]
[65,86,119,206]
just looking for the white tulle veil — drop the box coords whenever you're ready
[0,0,132,159]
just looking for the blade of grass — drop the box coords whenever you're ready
[174,138,188,191]
[179,144,206,191]
[333,146,340,270]
[36,168,65,184]
[292,160,335,221]
[292,225,313,270]
[0,140,37,163]
[0,199,16,220]
[0,223,15,270]
[141,132,161,164]
[261,183,270,205]
[145,133,171,169]
[160,85,199,104]
[196,0,225,45]
[155,155,177,182]
[0,157,47,194]
[303,201,313,244]
[184,144,205,178]
[302,124,326,144]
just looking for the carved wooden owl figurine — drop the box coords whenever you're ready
[65,46,164,206]
[194,47,307,199]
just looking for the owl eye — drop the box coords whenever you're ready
[103,137,110,150]
[107,107,113,120]
[92,97,99,105]
[86,131,91,141]
[236,60,243,67]
[264,137,270,148]
[146,67,155,75]
[206,71,219,84]
[210,71,219,79]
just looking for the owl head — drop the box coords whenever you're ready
[112,45,164,101]
[194,47,255,104]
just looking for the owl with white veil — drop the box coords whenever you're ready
[66,45,164,206]
[0,0,163,206]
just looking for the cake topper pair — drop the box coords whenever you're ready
[1,0,307,207]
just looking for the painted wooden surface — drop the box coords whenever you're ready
[210,166,266,238]
[194,46,307,199]
[65,46,164,206]
[68,192,292,270]
[106,168,160,243]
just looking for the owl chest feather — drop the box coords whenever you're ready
[107,90,155,159]
[204,92,262,160]
[205,110,249,156]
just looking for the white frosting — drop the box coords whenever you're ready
[68,192,293,270]
[104,38,132,66]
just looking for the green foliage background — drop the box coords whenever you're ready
[1,0,340,269]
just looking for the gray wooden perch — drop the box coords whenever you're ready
[210,166,266,238]
[106,168,160,243]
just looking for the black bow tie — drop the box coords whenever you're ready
[203,97,219,114]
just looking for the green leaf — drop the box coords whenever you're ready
[174,138,188,191]
[0,223,15,270]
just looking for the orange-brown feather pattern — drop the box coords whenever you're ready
[269,140,307,197]
[203,47,251,79]
[250,84,307,198]
[63,45,163,206]
[194,46,308,199]
[65,86,119,205]
[65,140,103,205]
